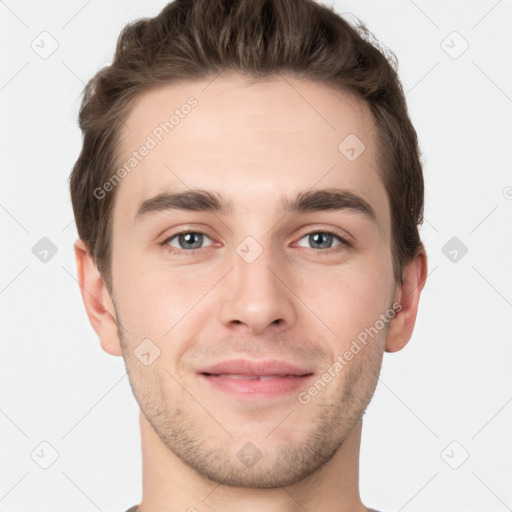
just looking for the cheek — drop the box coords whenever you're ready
[111,224,395,347]
[297,257,394,337]
[111,260,171,339]
[112,257,214,343]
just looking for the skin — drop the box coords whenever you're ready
[75,74,427,512]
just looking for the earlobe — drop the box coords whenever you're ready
[385,247,428,353]
[74,239,123,356]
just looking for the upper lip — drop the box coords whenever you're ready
[199,359,313,377]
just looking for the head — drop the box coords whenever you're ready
[71,0,427,489]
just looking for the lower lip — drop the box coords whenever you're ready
[199,374,314,397]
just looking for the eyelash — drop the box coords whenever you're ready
[160,229,351,257]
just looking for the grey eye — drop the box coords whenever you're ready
[296,232,343,250]
[167,232,212,250]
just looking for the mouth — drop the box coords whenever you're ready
[198,359,315,397]
[203,373,307,380]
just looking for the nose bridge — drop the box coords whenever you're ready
[219,234,296,335]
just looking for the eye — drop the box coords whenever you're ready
[162,231,213,254]
[295,231,350,252]
[160,229,350,256]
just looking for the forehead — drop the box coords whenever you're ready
[113,74,388,225]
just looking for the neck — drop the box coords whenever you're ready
[138,412,368,512]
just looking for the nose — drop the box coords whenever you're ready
[219,242,297,336]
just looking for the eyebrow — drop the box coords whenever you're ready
[134,188,377,223]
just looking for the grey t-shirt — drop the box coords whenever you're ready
[125,506,382,511]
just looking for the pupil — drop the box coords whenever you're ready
[311,232,331,249]
[180,232,202,249]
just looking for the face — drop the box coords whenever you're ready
[109,75,398,487]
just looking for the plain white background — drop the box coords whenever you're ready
[1,0,511,511]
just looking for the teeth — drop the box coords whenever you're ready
[215,374,284,380]
[219,374,258,380]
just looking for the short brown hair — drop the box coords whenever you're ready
[69,0,424,291]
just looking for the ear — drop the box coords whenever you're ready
[385,245,428,353]
[74,239,122,356]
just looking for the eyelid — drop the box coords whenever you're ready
[160,230,215,251]
[294,229,351,250]
[158,224,215,243]
[294,225,353,245]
